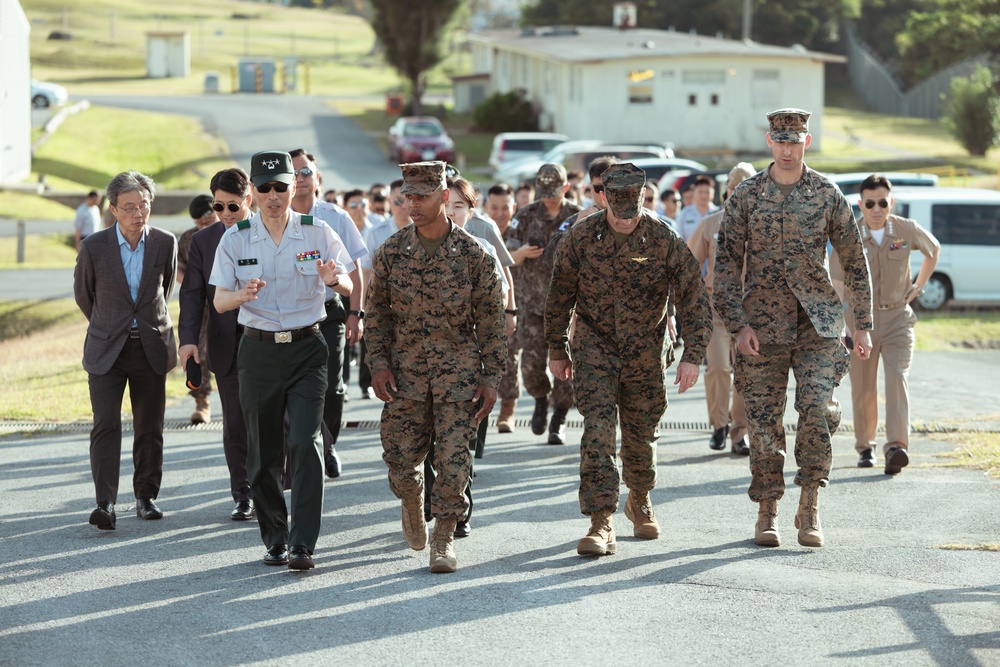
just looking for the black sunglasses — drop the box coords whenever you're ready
[863,198,890,210]
[212,202,242,212]
[591,184,605,194]
[256,182,289,194]
[294,167,314,177]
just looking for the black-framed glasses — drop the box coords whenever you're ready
[212,202,242,213]
[591,184,605,194]
[863,198,890,209]
[256,182,289,194]
[294,167,314,177]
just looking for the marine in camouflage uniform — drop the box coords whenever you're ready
[366,161,506,573]
[508,163,581,443]
[546,163,712,556]
[714,109,873,549]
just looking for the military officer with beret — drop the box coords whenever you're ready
[366,161,506,574]
[545,163,712,556]
[714,109,873,549]
[830,174,940,475]
[211,150,354,570]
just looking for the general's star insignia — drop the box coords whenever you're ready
[632,257,649,263]
[263,159,279,169]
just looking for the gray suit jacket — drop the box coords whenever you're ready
[74,224,179,376]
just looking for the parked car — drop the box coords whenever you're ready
[658,169,731,206]
[488,132,569,174]
[830,171,938,195]
[618,157,708,185]
[495,141,672,186]
[849,186,1000,310]
[387,116,455,163]
[30,79,68,108]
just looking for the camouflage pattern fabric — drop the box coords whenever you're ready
[535,162,568,198]
[545,209,712,514]
[365,223,507,403]
[499,342,521,401]
[714,165,873,344]
[734,304,850,501]
[767,108,810,143]
[601,163,645,219]
[509,199,581,316]
[398,161,446,196]
[518,311,574,410]
[381,395,476,519]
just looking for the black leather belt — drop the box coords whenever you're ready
[242,323,320,344]
[129,328,140,339]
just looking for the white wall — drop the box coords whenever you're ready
[0,0,31,185]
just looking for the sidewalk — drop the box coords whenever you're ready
[1,361,998,665]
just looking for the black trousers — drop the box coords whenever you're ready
[215,365,251,503]
[87,337,165,504]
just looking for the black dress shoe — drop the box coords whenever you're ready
[454,520,471,538]
[731,435,750,456]
[288,546,314,570]
[857,448,875,468]
[136,498,163,520]
[324,448,342,479]
[264,544,289,566]
[709,425,729,451]
[884,447,909,475]
[530,396,549,436]
[89,502,116,530]
[231,500,255,521]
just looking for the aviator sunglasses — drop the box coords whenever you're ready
[863,198,890,210]
[294,167,314,177]
[256,182,290,194]
[212,202,242,213]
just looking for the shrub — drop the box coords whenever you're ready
[942,64,1000,156]
[473,91,538,133]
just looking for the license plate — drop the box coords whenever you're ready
[422,149,436,160]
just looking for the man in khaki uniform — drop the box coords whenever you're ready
[546,163,712,556]
[715,109,873,549]
[830,174,939,475]
[508,163,581,443]
[366,161,506,573]
[688,163,755,456]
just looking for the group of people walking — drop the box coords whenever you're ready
[72,106,938,572]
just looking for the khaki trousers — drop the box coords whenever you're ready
[705,308,747,441]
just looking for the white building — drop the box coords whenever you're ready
[0,0,31,185]
[467,26,845,153]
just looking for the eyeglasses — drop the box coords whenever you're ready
[392,197,404,206]
[644,197,655,204]
[348,201,367,209]
[591,184,605,194]
[256,182,289,194]
[213,202,242,213]
[114,201,151,215]
[863,198,890,210]
[294,167,314,177]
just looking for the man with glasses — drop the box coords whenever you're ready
[715,109,873,549]
[288,148,369,476]
[658,189,681,222]
[74,170,178,530]
[211,151,354,570]
[179,169,255,521]
[676,176,717,241]
[830,175,939,475]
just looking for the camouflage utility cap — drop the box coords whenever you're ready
[728,162,756,185]
[399,161,446,196]
[767,108,811,143]
[250,150,294,187]
[536,163,568,198]
[601,162,646,219]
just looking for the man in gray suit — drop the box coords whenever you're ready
[74,170,178,530]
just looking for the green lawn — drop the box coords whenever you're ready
[0,234,77,270]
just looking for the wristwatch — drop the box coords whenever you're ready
[504,308,519,316]
[349,309,365,319]
[914,284,925,296]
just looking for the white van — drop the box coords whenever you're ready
[851,187,1000,310]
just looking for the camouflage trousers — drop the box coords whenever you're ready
[734,310,850,502]
[381,394,476,520]
[188,305,213,399]
[499,332,521,401]
[574,356,666,515]
[519,311,574,409]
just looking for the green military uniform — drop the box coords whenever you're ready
[545,164,712,515]
[714,110,873,503]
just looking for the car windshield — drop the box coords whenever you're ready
[403,122,443,138]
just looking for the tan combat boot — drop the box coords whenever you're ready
[577,510,616,556]
[429,518,458,573]
[497,399,516,433]
[794,485,824,547]
[401,493,428,551]
[754,498,780,547]
[624,490,661,539]
[191,394,211,424]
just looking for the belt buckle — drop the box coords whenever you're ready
[129,328,140,339]
[274,330,292,344]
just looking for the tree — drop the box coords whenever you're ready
[370,0,465,116]
[941,64,1000,156]
[895,0,1000,87]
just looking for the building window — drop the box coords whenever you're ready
[627,69,654,104]
[753,69,779,80]
[688,94,697,106]
[711,94,719,105]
